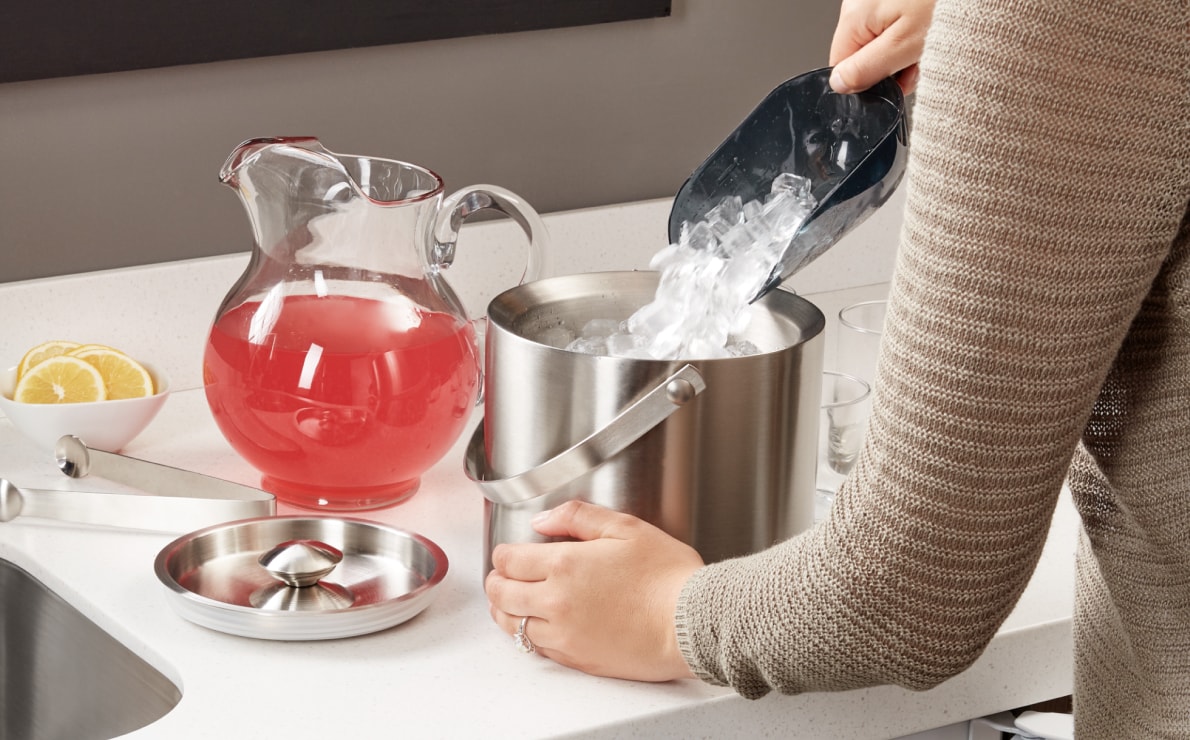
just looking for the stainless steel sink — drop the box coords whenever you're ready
[1,557,180,740]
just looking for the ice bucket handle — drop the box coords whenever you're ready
[464,364,706,506]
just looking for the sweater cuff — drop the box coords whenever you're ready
[674,565,727,686]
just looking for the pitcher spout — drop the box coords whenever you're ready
[218,136,335,187]
[219,136,446,210]
[215,136,455,278]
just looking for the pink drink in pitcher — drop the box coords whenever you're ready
[208,138,546,509]
[203,294,479,510]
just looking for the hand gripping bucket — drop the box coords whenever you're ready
[464,271,824,571]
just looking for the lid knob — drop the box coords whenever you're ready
[258,539,343,588]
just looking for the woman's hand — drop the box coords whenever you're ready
[829,0,936,94]
[485,500,705,682]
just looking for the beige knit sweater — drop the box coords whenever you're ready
[674,0,1190,736]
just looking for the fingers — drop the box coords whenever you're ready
[530,499,644,541]
[486,565,560,658]
[488,502,679,586]
[830,25,921,93]
[486,537,584,619]
[485,566,541,618]
[829,2,875,68]
[488,541,552,582]
[483,509,705,682]
[489,606,555,659]
[489,607,538,642]
[828,0,934,94]
[895,63,921,95]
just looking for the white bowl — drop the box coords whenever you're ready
[0,362,171,452]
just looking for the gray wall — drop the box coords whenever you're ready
[0,1,837,283]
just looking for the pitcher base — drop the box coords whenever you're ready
[261,475,421,512]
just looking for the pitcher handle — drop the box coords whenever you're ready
[430,184,548,285]
[464,365,707,506]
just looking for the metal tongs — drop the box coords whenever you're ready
[0,435,275,533]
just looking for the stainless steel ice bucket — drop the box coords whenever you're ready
[465,271,824,571]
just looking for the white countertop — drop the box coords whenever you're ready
[0,194,1076,739]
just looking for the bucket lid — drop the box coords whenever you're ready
[154,516,447,640]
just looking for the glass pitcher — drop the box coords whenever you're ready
[203,137,546,511]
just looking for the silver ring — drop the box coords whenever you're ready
[513,616,536,654]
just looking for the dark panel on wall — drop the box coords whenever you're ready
[0,1,671,83]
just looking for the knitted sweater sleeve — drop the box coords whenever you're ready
[674,0,1189,698]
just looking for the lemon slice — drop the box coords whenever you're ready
[67,343,118,356]
[71,347,155,400]
[14,355,107,404]
[17,340,82,380]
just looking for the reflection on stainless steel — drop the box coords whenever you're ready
[258,539,344,587]
[0,558,180,740]
[0,477,271,533]
[249,581,355,611]
[54,435,277,508]
[252,537,356,612]
[474,271,824,573]
[155,516,447,640]
[466,365,706,506]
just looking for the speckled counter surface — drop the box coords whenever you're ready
[0,194,1075,739]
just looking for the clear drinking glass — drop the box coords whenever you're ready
[836,299,887,388]
[816,370,870,521]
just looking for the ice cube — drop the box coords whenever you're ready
[581,318,621,339]
[647,324,684,360]
[717,225,753,256]
[706,195,744,227]
[626,300,677,337]
[684,336,730,359]
[730,303,757,335]
[727,340,762,357]
[721,249,770,297]
[536,325,576,349]
[586,173,817,363]
[605,332,645,358]
[566,337,607,356]
[683,221,718,252]
[762,195,813,240]
[770,172,813,200]
[648,243,683,270]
